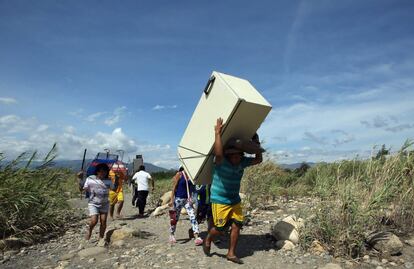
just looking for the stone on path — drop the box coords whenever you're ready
[151,204,169,217]
[60,253,76,261]
[405,236,414,247]
[271,215,299,244]
[319,263,342,269]
[159,191,172,206]
[110,227,135,243]
[78,247,106,258]
[275,240,295,251]
[367,232,403,256]
[310,240,326,254]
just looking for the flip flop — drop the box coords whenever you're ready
[202,239,211,256]
[226,256,244,264]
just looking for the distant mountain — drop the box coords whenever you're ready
[8,159,168,173]
[279,162,316,170]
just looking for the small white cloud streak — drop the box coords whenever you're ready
[152,104,178,111]
[0,97,17,105]
[104,106,127,126]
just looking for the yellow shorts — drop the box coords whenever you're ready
[109,191,124,205]
[211,202,244,230]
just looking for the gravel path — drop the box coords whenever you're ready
[1,192,412,269]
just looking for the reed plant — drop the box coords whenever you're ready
[0,145,75,248]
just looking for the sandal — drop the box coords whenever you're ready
[226,256,244,264]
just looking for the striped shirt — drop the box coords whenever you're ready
[210,157,254,205]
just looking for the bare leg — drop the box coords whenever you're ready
[99,213,107,239]
[206,227,222,247]
[86,215,98,240]
[227,223,240,258]
[109,204,115,220]
[116,201,124,218]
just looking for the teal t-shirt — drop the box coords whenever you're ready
[210,157,254,205]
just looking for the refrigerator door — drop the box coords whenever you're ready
[178,71,272,185]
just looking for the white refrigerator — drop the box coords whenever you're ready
[178,71,272,185]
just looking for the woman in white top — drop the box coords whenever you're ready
[78,163,118,242]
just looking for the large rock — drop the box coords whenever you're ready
[271,215,300,244]
[159,191,172,206]
[78,247,106,258]
[110,227,135,243]
[275,240,295,251]
[151,204,169,217]
[310,240,326,254]
[367,232,403,255]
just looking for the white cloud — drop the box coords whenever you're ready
[104,106,127,126]
[0,97,17,105]
[0,114,36,133]
[36,124,49,132]
[85,111,106,122]
[261,80,414,162]
[68,108,84,117]
[0,115,178,168]
[152,104,178,111]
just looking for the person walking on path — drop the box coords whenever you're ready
[109,169,125,220]
[78,163,118,243]
[131,165,154,217]
[203,118,263,264]
[169,167,203,246]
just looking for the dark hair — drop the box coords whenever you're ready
[95,163,109,175]
[139,165,145,171]
[178,166,184,172]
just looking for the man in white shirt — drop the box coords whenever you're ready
[132,165,154,217]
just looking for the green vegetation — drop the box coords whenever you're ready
[0,145,77,248]
[147,171,176,207]
[242,140,414,258]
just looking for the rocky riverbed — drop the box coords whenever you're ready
[1,193,413,269]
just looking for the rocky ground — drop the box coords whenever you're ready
[1,192,413,269]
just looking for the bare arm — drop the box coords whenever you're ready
[170,173,180,205]
[214,118,224,165]
[250,133,263,166]
[150,175,155,191]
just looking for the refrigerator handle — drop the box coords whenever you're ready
[203,75,215,96]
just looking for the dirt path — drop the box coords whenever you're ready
[1,192,410,269]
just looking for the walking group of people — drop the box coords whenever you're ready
[167,118,262,264]
[77,164,153,244]
[78,117,263,264]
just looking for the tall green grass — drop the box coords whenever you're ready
[0,145,76,248]
[241,161,311,209]
[300,141,414,257]
[240,142,413,257]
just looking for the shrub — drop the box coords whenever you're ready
[0,145,75,247]
[300,141,414,257]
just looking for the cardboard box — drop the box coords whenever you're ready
[178,71,272,185]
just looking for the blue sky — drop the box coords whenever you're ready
[1,0,413,168]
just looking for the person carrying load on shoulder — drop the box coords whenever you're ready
[78,163,119,244]
[203,117,263,264]
[168,167,203,246]
[109,169,125,220]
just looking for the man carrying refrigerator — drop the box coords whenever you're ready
[203,118,263,264]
